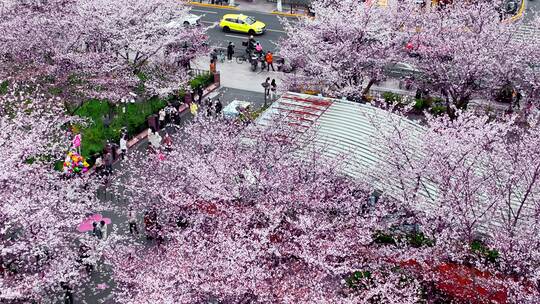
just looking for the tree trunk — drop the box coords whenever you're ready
[455,96,469,110]
[445,91,470,120]
[361,78,377,101]
[445,95,455,119]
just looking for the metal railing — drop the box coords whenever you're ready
[189,68,212,77]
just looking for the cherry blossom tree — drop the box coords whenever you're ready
[278,0,406,99]
[78,0,208,97]
[372,110,540,301]
[106,117,424,303]
[0,0,207,101]
[100,110,540,302]
[280,1,540,113]
[397,2,540,113]
[0,84,103,302]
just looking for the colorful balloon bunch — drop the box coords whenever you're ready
[63,151,89,174]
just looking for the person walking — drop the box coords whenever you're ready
[514,89,522,110]
[153,131,162,150]
[103,152,113,175]
[210,49,218,67]
[147,128,161,150]
[209,59,216,74]
[165,103,175,123]
[265,51,275,72]
[147,128,153,141]
[94,155,103,176]
[78,244,93,273]
[162,132,173,151]
[128,208,139,234]
[190,101,199,116]
[92,222,103,239]
[119,135,128,160]
[206,100,214,117]
[227,42,235,62]
[270,79,277,101]
[143,211,153,240]
[197,85,204,104]
[170,105,180,125]
[215,98,223,116]
[246,35,256,53]
[263,77,270,97]
[61,282,74,304]
[255,42,263,56]
[158,108,166,129]
[100,220,108,240]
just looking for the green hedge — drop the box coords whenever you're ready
[430,104,446,116]
[382,92,403,104]
[0,80,8,95]
[190,73,214,90]
[373,231,397,245]
[471,240,499,264]
[406,232,434,248]
[71,72,212,159]
[413,98,432,111]
[75,99,110,121]
[345,270,372,290]
[382,91,447,116]
[74,97,166,159]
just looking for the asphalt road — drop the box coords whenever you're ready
[189,6,296,53]
[524,0,540,21]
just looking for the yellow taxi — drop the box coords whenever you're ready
[219,14,266,35]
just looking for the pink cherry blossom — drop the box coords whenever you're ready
[0,0,208,101]
[0,84,103,302]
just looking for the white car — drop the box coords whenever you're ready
[182,14,203,27]
[164,14,203,29]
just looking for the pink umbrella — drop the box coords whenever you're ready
[77,214,112,232]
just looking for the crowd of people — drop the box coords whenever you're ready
[210,37,283,72]
[87,40,282,251]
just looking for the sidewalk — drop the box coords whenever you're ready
[235,0,309,16]
[189,0,310,16]
[192,56,284,93]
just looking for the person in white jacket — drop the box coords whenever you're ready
[158,108,166,129]
[99,220,108,240]
[119,134,128,160]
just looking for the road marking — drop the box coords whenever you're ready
[191,9,218,14]
[266,29,286,33]
[188,2,238,10]
[225,34,248,39]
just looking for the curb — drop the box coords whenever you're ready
[188,2,238,9]
[508,0,526,22]
[86,81,221,176]
[271,10,304,17]
[114,81,221,158]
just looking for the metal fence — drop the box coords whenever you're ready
[189,68,212,78]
